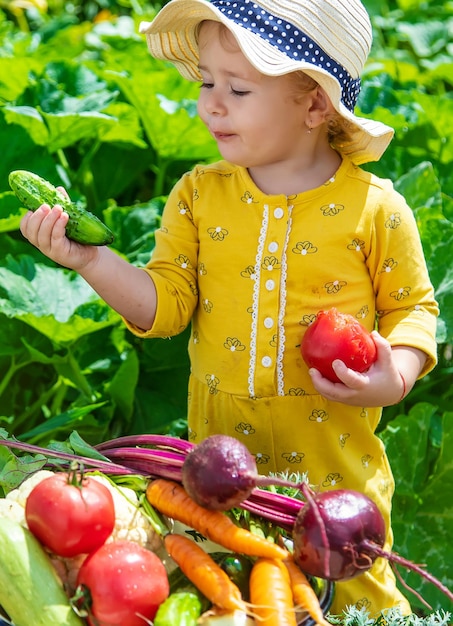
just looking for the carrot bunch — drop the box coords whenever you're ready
[146,478,331,625]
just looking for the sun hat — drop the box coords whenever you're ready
[139,0,394,164]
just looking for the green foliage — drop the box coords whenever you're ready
[0,0,451,614]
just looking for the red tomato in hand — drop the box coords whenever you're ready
[301,308,377,382]
[76,540,169,626]
[25,473,115,557]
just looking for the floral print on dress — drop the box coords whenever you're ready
[205,373,219,394]
[361,454,373,468]
[208,226,228,241]
[255,452,270,465]
[356,305,369,320]
[241,190,259,204]
[288,387,306,396]
[300,313,317,327]
[199,263,207,276]
[390,286,411,301]
[309,409,329,423]
[379,258,398,273]
[324,279,347,294]
[262,256,280,271]
[339,433,350,448]
[355,598,372,612]
[177,200,193,221]
[202,298,213,313]
[174,254,194,270]
[322,472,343,487]
[224,337,246,352]
[241,265,257,280]
[292,241,318,255]
[347,238,365,252]
[235,422,255,436]
[282,451,305,463]
[320,203,345,216]
[385,212,401,229]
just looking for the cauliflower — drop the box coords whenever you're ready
[3,469,55,527]
[89,474,162,552]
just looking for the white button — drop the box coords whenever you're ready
[265,279,275,291]
[274,207,284,219]
[261,356,272,367]
[264,317,274,329]
[268,241,278,253]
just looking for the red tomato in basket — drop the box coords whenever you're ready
[301,308,377,383]
[25,472,115,557]
[76,540,169,626]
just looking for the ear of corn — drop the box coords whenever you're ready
[9,169,114,246]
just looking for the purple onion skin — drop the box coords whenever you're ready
[293,489,386,581]
[181,434,258,510]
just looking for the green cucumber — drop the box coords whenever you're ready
[153,591,203,626]
[9,169,114,246]
[0,518,85,626]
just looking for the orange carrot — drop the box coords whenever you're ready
[164,533,247,612]
[146,479,288,560]
[249,557,298,626]
[285,558,331,626]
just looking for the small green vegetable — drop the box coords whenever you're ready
[167,565,210,611]
[0,517,85,626]
[153,591,203,626]
[9,169,114,246]
[211,552,253,601]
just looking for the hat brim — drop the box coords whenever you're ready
[139,0,394,164]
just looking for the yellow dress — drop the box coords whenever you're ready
[125,157,438,615]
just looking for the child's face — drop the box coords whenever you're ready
[197,22,311,169]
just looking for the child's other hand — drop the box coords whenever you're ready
[19,191,98,272]
[308,331,407,407]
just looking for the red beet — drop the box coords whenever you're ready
[292,488,386,581]
[182,434,300,511]
[292,486,453,608]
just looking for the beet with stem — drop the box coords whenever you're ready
[181,434,303,511]
[292,485,453,608]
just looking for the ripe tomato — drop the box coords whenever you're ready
[76,540,169,626]
[301,308,377,383]
[25,472,115,557]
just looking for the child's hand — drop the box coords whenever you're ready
[20,192,98,272]
[308,331,410,407]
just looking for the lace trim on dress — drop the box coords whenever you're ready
[248,203,269,398]
[276,204,293,395]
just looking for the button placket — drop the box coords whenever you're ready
[254,203,288,393]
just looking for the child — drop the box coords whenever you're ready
[20,0,438,616]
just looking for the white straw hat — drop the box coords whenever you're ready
[139,0,394,164]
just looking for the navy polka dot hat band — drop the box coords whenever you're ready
[209,0,361,112]
[140,0,395,164]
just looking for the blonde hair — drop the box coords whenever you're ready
[290,71,356,149]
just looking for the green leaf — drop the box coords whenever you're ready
[20,403,107,443]
[109,69,219,162]
[0,258,120,345]
[397,21,449,58]
[380,405,453,610]
[3,105,50,147]
[0,191,26,233]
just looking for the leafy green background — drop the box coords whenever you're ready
[0,0,452,612]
